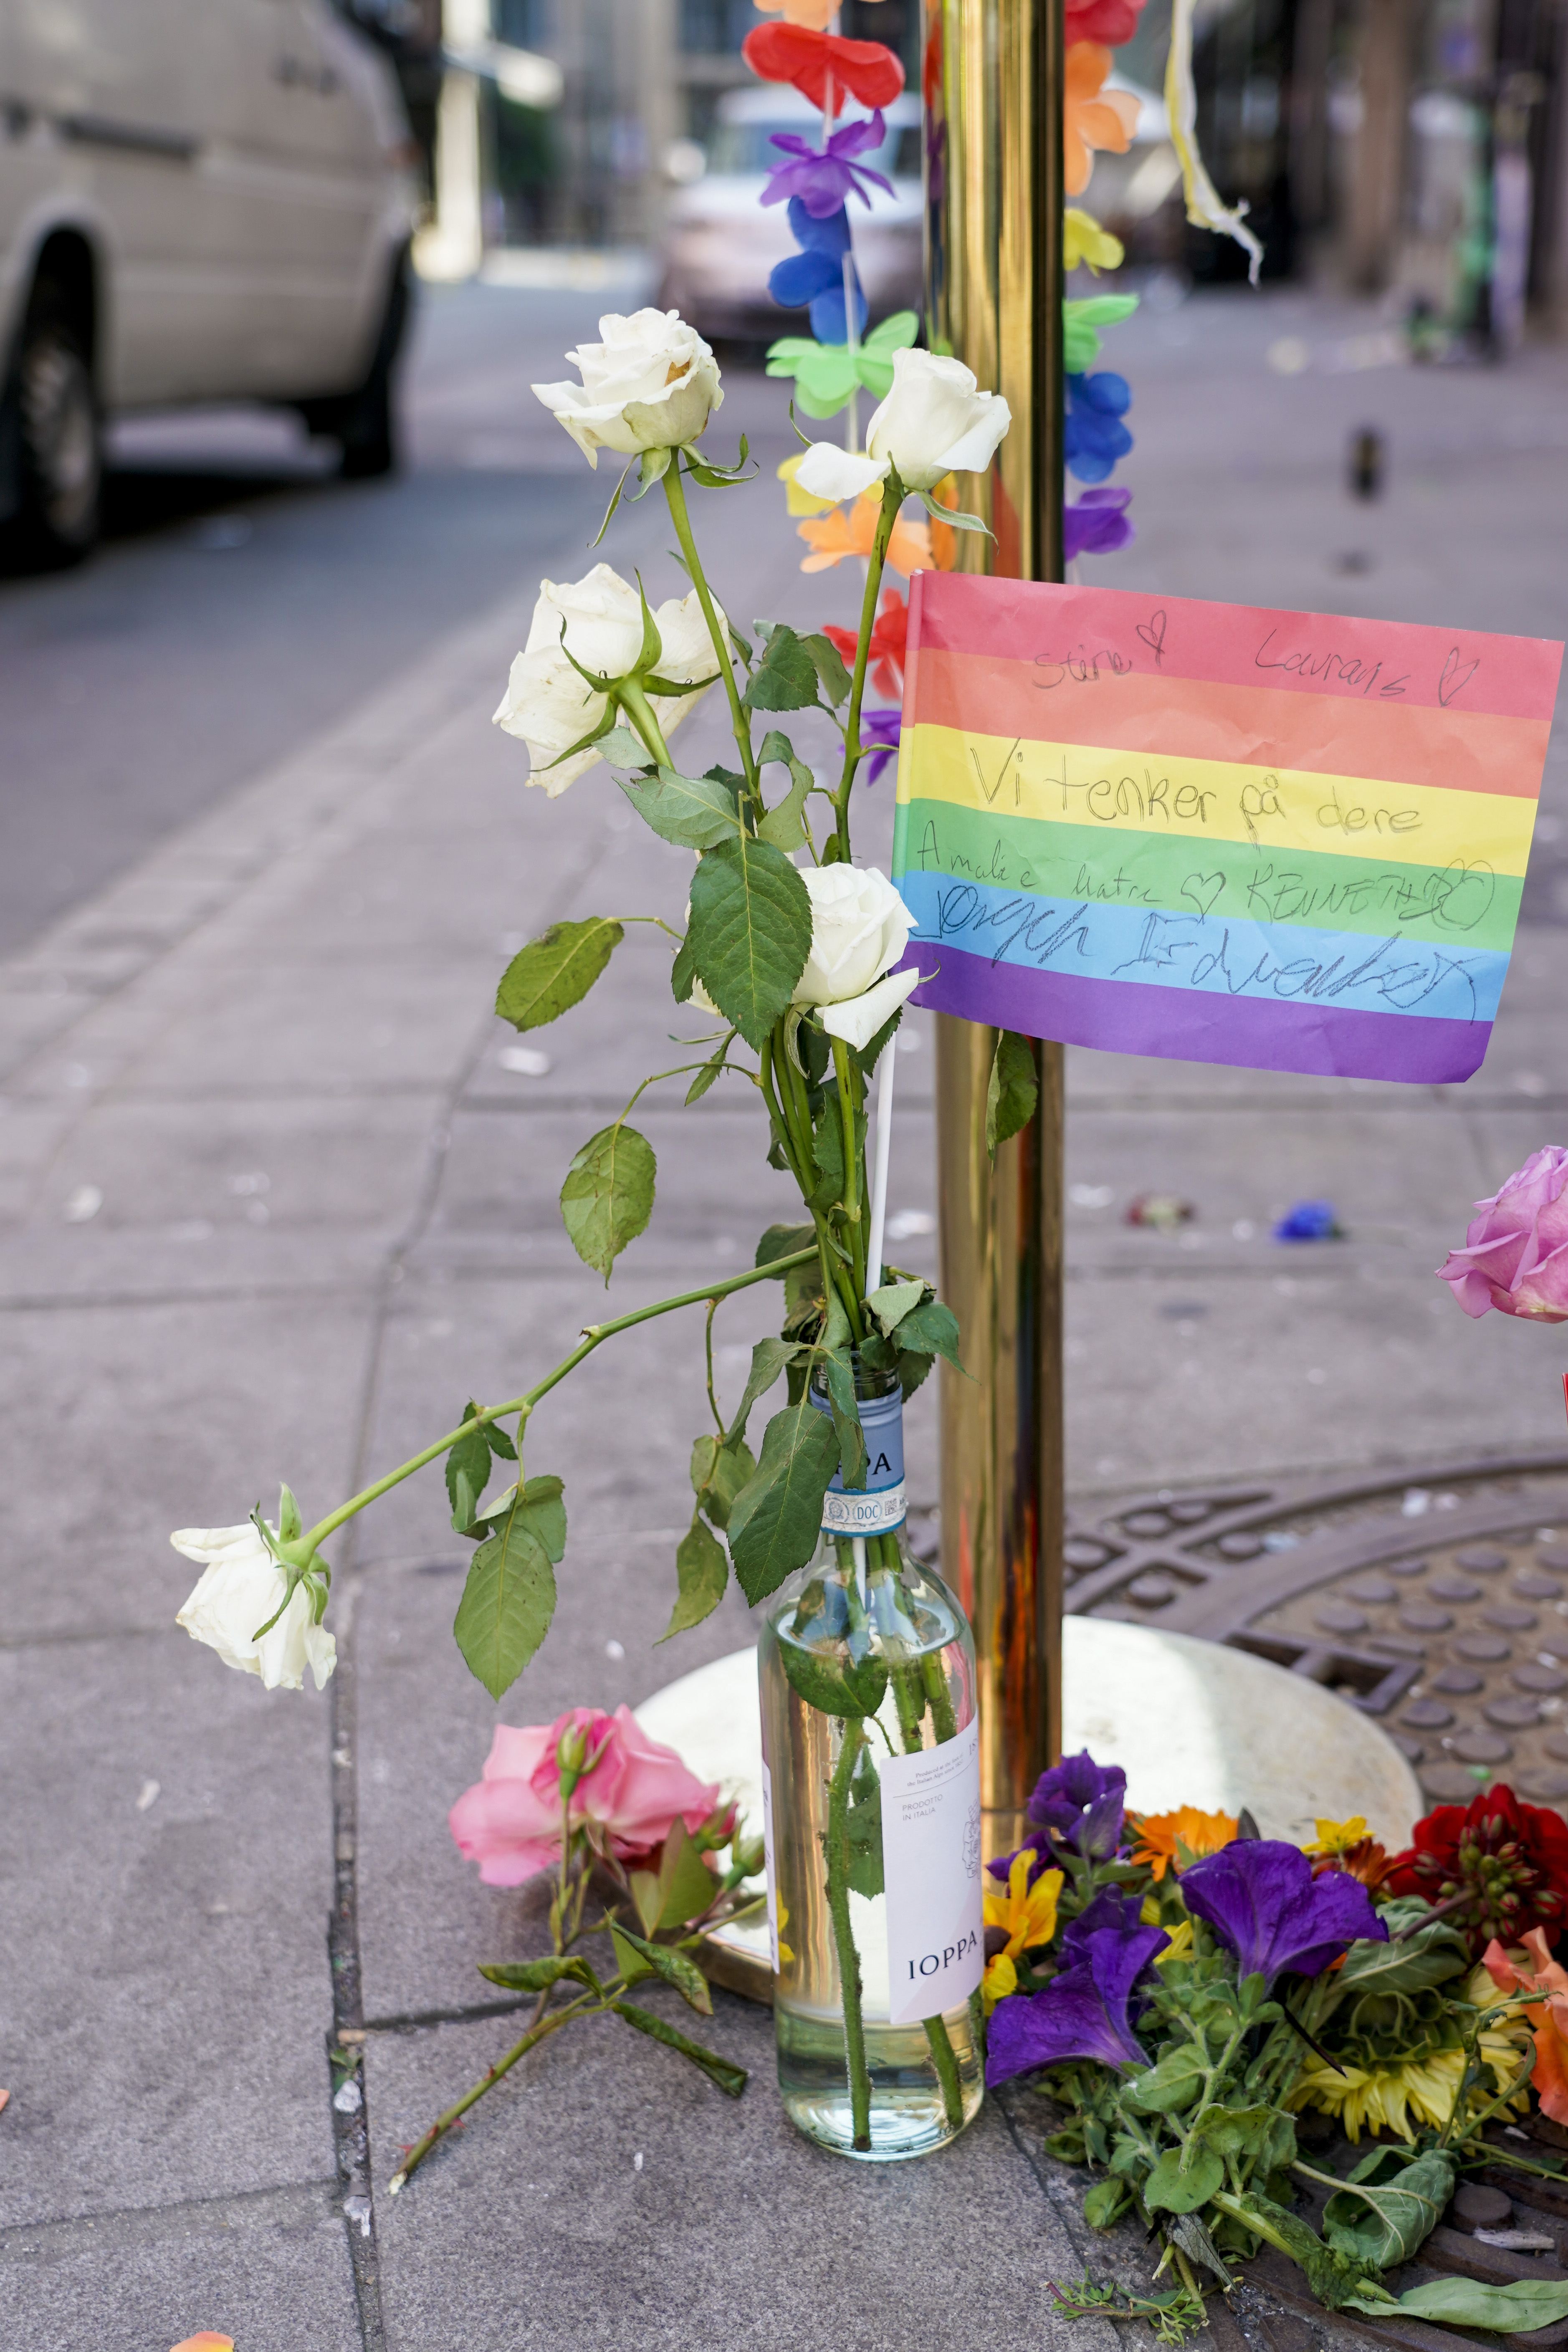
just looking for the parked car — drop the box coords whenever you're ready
[0,0,418,564]
[659,86,922,348]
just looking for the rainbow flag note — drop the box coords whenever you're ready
[891,576,1562,1083]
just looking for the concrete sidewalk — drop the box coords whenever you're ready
[1,287,1565,2348]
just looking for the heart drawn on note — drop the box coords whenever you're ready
[1181,872,1225,918]
[1438,646,1479,707]
[1136,608,1168,668]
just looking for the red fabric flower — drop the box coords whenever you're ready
[822,587,908,701]
[742,24,906,112]
[1066,0,1147,43]
[1385,1784,1568,1952]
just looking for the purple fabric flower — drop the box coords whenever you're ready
[1180,1838,1387,1987]
[1027,1748,1127,1859]
[1064,370,1133,486]
[860,708,901,784]
[1064,485,1134,561]
[767,202,867,345]
[986,1918,1167,2086]
[761,113,895,220]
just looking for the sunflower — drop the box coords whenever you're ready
[982,1847,1064,2011]
[1287,1966,1531,2143]
[1129,1806,1238,1881]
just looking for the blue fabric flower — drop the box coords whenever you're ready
[985,1916,1167,2085]
[1180,1839,1387,1988]
[761,113,894,220]
[767,201,867,346]
[1064,369,1133,485]
[1274,1200,1343,1242]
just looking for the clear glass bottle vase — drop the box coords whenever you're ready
[757,1358,985,2161]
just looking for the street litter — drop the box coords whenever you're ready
[1125,1194,1194,1229]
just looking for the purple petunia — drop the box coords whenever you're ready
[1027,1748,1128,1859]
[1058,1886,1145,1965]
[761,113,895,220]
[1064,485,1134,561]
[985,1917,1168,2086]
[860,708,901,784]
[767,202,867,346]
[1179,1838,1387,1988]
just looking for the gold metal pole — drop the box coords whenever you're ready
[925,0,1065,1855]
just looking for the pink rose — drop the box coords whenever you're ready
[1436,1146,1568,1322]
[448,1704,723,1888]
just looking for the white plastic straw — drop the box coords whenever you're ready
[865,1034,898,1295]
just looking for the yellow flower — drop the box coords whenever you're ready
[775,1897,794,1970]
[777,453,837,520]
[1130,1806,1238,1881]
[1304,1816,1369,1857]
[981,1849,1063,2013]
[1152,1919,1194,1968]
[1065,207,1124,275]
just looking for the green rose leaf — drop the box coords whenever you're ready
[690,1433,756,1532]
[727,1399,842,1603]
[779,1638,888,1719]
[756,1222,817,1273]
[479,1954,596,1993]
[821,1346,867,1490]
[609,1923,714,2016]
[609,2001,747,2098]
[986,1029,1039,1158]
[1329,1899,1469,1997]
[496,918,625,1033]
[865,1277,925,1338]
[445,1400,517,1535]
[1344,2280,1568,2334]
[845,1748,884,1899]
[802,633,852,708]
[743,625,822,715]
[724,1336,806,1451]
[608,1922,658,1987]
[453,1474,565,1699]
[755,730,814,851]
[687,834,812,1052]
[599,724,652,769]
[887,1296,966,1377]
[628,1820,721,1935]
[684,1032,736,1105]
[615,765,739,851]
[1143,2145,1225,2215]
[660,1514,729,1642]
[559,1121,656,1282]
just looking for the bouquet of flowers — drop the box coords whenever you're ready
[987,1753,1568,2339]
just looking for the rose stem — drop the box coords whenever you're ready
[824,1714,873,2149]
[865,1033,897,1297]
[834,475,900,857]
[298,1246,817,1553]
[389,1994,590,2191]
[661,459,759,797]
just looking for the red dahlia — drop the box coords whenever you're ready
[1385,1783,1568,1951]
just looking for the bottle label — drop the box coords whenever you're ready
[807,1383,906,1533]
[879,1715,984,2026]
[761,1757,780,1975]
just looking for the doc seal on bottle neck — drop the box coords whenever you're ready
[805,1359,905,1537]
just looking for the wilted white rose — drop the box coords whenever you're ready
[493,564,728,796]
[533,310,723,468]
[794,347,1012,503]
[173,1520,336,1692]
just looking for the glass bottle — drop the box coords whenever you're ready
[757,1356,985,2161]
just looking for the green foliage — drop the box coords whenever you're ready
[453,1475,565,1699]
[779,1636,888,1719]
[844,1748,884,1898]
[609,1923,713,2015]
[686,833,812,1051]
[727,1399,841,1603]
[1328,1900,1469,1999]
[865,1277,925,1337]
[478,1954,596,1993]
[886,1295,966,1376]
[445,1402,517,1535]
[1344,2279,1568,2333]
[819,1346,867,1490]
[684,1032,736,1104]
[755,730,814,850]
[743,625,822,714]
[689,1432,756,1532]
[496,918,625,1032]
[628,1821,721,1935]
[610,2001,747,2098]
[1082,2178,1133,2230]
[1322,2146,1457,2269]
[661,1515,729,1641]
[1143,2145,1225,2215]
[615,765,739,850]
[1124,2044,1207,2116]
[724,1336,804,1450]
[559,1121,656,1282]
[986,1029,1039,1158]
[803,632,852,708]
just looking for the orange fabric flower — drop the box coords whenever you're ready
[1129,1806,1238,1881]
[1064,43,1139,198]
[797,492,931,579]
[1482,1928,1568,2124]
[754,0,887,23]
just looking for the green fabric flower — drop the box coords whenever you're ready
[765,311,919,420]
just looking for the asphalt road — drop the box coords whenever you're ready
[0,271,665,959]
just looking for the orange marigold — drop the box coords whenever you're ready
[1130,1805,1238,1881]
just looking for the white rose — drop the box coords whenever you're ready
[533,309,724,468]
[173,1520,336,1693]
[793,865,922,1048]
[493,564,728,796]
[794,347,1012,503]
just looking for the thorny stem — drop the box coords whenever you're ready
[663,459,758,796]
[834,475,900,858]
[389,1996,592,2190]
[299,1247,817,1553]
[825,1716,873,2150]
[704,1297,723,1435]
[830,1036,866,1307]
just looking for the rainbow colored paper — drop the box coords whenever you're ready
[891,577,1562,1082]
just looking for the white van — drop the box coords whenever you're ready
[0,0,418,563]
